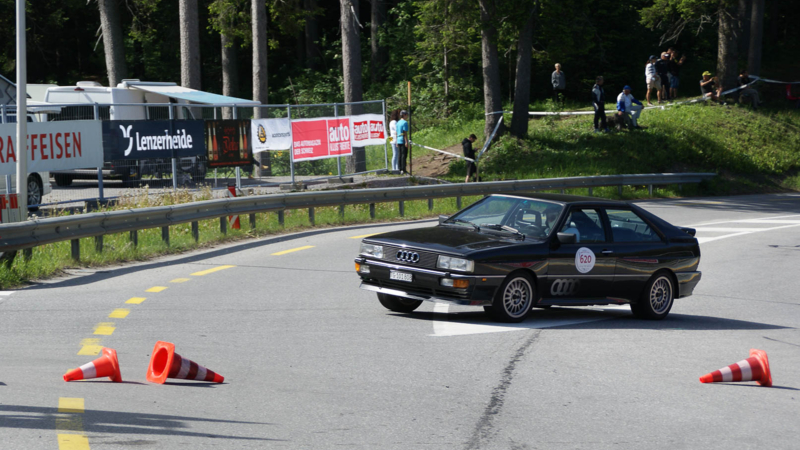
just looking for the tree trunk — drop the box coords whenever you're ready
[737,0,750,61]
[510,6,536,139]
[221,33,238,119]
[340,0,366,174]
[253,0,271,175]
[370,0,386,83]
[716,0,738,92]
[479,0,504,139]
[304,0,319,71]
[747,0,764,75]
[98,0,127,87]
[179,0,202,90]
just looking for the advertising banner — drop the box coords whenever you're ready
[291,117,354,162]
[205,120,253,168]
[102,120,205,160]
[0,121,103,176]
[349,114,386,147]
[251,118,292,152]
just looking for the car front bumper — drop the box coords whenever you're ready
[676,271,702,298]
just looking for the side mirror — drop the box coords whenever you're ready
[438,215,450,225]
[557,232,577,244]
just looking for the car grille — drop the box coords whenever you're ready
[379,245,439,269]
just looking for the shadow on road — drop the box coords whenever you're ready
[0,404,283,441]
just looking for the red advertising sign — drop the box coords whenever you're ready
[291,118,354,161]
[327,117,351,156]
[369,120,385,140]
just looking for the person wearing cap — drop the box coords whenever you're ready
[396,110,410,174]
[655,52,671,102]
[616,85,644,130]
[551,63,566,104]
[645,55,661,105]
[591,76,609,132]
[700,71,722,102]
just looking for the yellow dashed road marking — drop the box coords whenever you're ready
[271,245,315,256]
[58,398,85,414]
[77,339,103,356]
[93,323,115,336]
[145,286,167,293]
[349,233,380,239]
[190,265,236,276]
[57,433,89,450]
[108,309,130,319]
[126,297,146,304]
[55,415,84,431]
[170,278,191,283]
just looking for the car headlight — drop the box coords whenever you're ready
[437,255,474,272]
[360,243,384,259]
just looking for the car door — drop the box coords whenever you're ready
[544,207,616,302]
[605,208,668,301]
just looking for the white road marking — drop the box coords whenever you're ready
[0,291,16,296]
[693,227,769,232]
[686,214,800,227]
[697,223,800,244]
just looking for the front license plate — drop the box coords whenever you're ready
[390,271,413,282]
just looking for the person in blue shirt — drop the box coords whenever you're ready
[616,86,644,130]
[395,110,409,174]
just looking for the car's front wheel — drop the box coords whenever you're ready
[631,272,675,320]
[377,293,423,313]
[488,273,535,322]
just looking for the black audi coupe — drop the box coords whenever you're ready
[355,194,702,322]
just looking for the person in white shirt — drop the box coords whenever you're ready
[616,86,644,130]
[388,109,399,172]
[645,55,661,106]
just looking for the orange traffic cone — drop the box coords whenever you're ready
[699,349,772,387]
[64,348,122,382]
[146,341,224,384]
[226,185,240,229]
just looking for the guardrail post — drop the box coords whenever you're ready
[560,189,565,194]
[130,230,138,247]
[191,221,199,242]
[648,184,653,196]
[220,217,227,235]
[369,203,375,219]
[428,198,433,211]
[588,187,593,196]
[249,213,256,229]
[161,226,170,247]
[71,239,80,261]
[278,210,285,226]
[618,185,623,196]
[457,197,462,209]
[399,201,405,217]
[22,248,32,261]
[95,235,103,253]
[309,207,315,226]
[339,205,345,220]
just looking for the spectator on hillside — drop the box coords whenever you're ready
[655,52,671,102]
[700,71,723,102]
[462,134,478,183]
[591,76,609,133]
[388,109,400,172]
[396,110,410,174]
[738,69,761,110]
[616,85,644,130]
[645,55,661,105]
[551,63,566,104]
[667,48,686,99]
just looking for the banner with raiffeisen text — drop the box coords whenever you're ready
[102,120,205,160]
[0,121,103,176]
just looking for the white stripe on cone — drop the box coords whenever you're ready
[196,366,208,381]
[176,358,191,379]
[738,360,753,380]
[79,361,97,379]
[720,366,733,382]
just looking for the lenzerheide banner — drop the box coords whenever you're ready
[251,118,292,153]
[205,120,253,168]
[102,120,205,160]
[0,121,103,176]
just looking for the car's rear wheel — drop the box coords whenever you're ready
[27,175,43,211]
[378,293,423,313]
[631,272,675,320]
[488,273,535,322]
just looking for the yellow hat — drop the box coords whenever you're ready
[702,71,712,76]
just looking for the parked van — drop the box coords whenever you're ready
[0,113,53,211]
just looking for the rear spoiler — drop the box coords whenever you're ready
[678,227,696,237]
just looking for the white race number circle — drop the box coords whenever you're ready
[575,247,595,273]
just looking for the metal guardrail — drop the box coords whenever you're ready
[0,173,715,255]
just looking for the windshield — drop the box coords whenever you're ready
[443,196,565,240]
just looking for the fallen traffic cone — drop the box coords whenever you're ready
[64,348,122,382]
[146,341,224,384]
[699,348,772,387]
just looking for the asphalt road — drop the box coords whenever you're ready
[2,193,799,449]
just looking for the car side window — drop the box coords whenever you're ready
[559,208,607,243]
[606,209,662,242]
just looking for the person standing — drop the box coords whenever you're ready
[738,70,761,109]
[645,55,661,105]
[667,49,686,99]
[462,134,478,182]
[655,52,671,102]
[396,110,410,174]
[551,63,566,104]
[591,76,608,133]
[388,109,400,172]
[616,85,644,130]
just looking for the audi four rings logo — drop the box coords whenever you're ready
[396,250,420,263]
[550,279,581,296]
